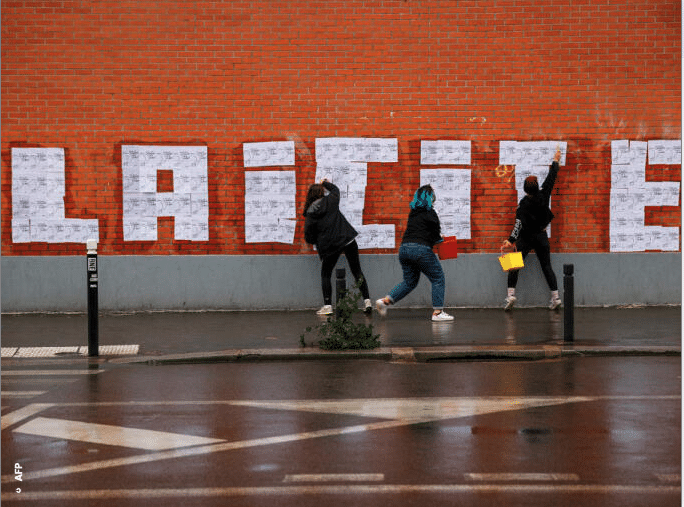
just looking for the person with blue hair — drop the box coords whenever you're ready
[376,184,454,322]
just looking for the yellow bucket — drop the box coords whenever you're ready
[499,251,524,272]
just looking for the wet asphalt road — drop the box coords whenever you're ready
[1,356,681,506]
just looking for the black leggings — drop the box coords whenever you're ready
[507,232,558,291]
[321,240,370,305]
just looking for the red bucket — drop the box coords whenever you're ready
[436,236,458,260]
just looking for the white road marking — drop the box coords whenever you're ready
[1,419,408,483]
[1,395,677,409]
[2,378,76,385]
[1,391,47,397]
[1,395,679,483]
[1,403,55,430]
[1,370,104,376]
[229,396,597,423]
[656,474,681,483]
[283,474,385,483]
[465,473,580,482]
[0,484,679,502]
[13,417,225,450]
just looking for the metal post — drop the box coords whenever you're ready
[335,268,346,318]
[563,264,574,342]
[87,239,99,357]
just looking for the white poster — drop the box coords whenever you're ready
[11,147,99,243]
[498,141,568,238]
[122,145,209,241]
[499,141,567,166]
[244,170,297,244]
[610,140,681,252]
[313,138,398,249]
[243,141,295,167]
[421,140,471,165]
[420,167,472,239]
[315,137,398,163]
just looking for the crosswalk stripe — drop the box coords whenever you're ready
[465,473,580,482]
[656,474,681,483]
[283,474,385,483]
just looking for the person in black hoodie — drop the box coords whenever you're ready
[501,148,562,311]
[375,185,454,322]
[303,180,372,315]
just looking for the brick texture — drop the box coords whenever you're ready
[2,0,681,255]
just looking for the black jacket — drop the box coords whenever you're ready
[508,161,559,242]
[304,181,358,259]
[402,207,442,248]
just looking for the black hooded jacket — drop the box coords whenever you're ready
[402,208,442,248]
[508,161,559,243]
[304,181,358,259]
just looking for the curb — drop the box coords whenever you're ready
[108,345,681,365]
[109,348,393,365]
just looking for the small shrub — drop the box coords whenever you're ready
[300,279,381,350]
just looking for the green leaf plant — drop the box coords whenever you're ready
[300,278,381,350]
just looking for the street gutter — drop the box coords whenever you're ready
[108,345,680,365]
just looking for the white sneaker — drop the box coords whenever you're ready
[431,311,454,322]
[504,296,516,311]
[316,305,333,315]
[363,299,373,314]
[549,298,562,310]
[375,298,389,317]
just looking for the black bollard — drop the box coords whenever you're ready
[563,264,574,342]
[335,268,346,318]
[86,239,99,357]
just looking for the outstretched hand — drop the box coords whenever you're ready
[554,147,562,163]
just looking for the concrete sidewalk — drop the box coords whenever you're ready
[1,305,680,364]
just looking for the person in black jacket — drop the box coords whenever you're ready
[375,185,454,322]
[303,180,372,315]
[501,148,562,311]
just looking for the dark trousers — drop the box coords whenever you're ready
[507,232,558,291]
[321,240,370,305]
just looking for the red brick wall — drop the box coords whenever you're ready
[2,0,681,255]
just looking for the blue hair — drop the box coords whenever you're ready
[410,185,435,210]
